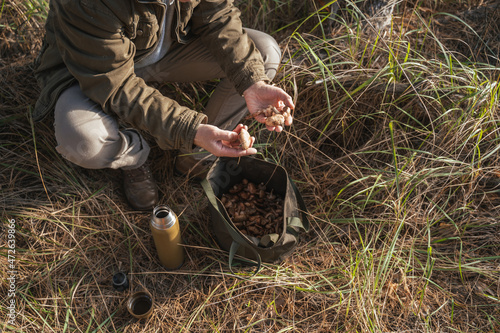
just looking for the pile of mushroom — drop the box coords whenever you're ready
[221,179,284,238]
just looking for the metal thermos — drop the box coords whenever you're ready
[150,205,184,270]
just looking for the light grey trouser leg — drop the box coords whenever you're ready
[136,28,281,138]
[54,84,150,170]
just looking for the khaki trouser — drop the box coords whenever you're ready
[54,29,280,170]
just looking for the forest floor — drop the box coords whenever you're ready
[1,0,499,332]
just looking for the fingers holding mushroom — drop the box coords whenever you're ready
[251,105,292,132]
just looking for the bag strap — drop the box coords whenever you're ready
[228,241,262,276]
[288,176,310,232]
[201,179,262,276]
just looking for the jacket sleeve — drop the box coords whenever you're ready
[51,0,207,151]
[187,0,270,95]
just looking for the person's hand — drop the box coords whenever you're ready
[193,124,257,157]
[243,81,294,132]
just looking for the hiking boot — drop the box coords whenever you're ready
[174,154,214,181]
[122,162,158,210]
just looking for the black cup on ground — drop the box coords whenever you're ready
[112,272,129,291]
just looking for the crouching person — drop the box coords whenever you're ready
[34,0,294,210]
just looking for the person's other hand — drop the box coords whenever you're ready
[243,81,294,132]
[193,124,257,157]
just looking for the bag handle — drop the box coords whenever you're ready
[228,241,262,276]
[201,179,262,276]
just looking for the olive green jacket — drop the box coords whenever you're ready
[34,0,268,151]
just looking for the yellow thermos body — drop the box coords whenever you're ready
[150,205,184,270]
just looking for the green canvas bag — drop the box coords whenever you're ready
[201,156,309,274]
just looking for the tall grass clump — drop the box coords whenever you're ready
[1,0,499,332]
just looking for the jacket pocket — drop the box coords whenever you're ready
[132,18,159,51]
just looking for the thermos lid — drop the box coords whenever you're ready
[112,272,129,291]
[151,205,176,229]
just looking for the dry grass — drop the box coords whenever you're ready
[1,0,499,332]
